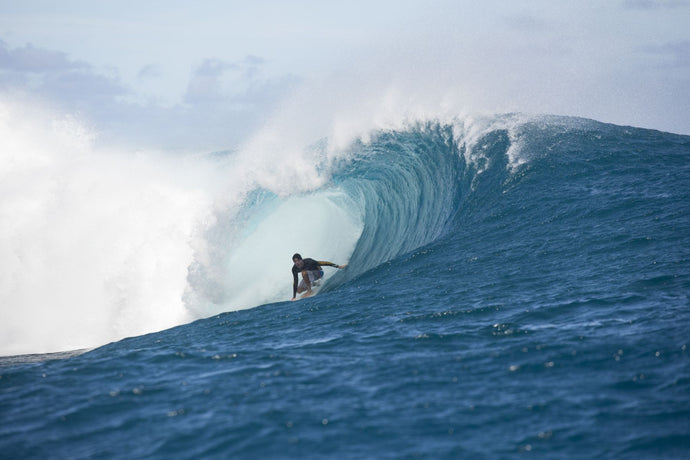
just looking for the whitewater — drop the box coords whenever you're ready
[1,96,689,458]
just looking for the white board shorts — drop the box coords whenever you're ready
[298,270,324,290]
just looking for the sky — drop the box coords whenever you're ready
[1,0,689,151]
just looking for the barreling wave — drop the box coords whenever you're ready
[322,115,544,286]
[186,115,541,311]
[8,99,673,356]
[331,124,463,278]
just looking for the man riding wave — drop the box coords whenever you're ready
[291,253,347,300]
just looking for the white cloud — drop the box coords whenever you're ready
[0,40,300,150]
[0,40,125,100]
[0,40,87,73]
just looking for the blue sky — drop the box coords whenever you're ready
[1,0,688,150]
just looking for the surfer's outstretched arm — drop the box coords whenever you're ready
[318,261,348,269]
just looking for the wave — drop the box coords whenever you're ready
[4,94,679,356]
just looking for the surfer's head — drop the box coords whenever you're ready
[292,253,304,268]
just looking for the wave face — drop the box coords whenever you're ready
[2,112,690,457]
[331,123,464,279]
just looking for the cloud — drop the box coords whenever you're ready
[0,40,88,73]
[41,70,126,101]
[184,58,239,104]
[183,55,288,109]
[0,40,300,150]
[137,64,162,80]
[0,39,127,104]
[240,55,265,79]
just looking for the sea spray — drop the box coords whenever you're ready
[0,99,220,354]
[0,97,361,355]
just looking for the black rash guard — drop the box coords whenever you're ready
[292,258,337,297]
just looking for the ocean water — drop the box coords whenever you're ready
[1,114,689,458]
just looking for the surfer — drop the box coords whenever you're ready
[291,253,347,300]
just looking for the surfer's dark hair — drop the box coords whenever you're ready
[292,253,302,261]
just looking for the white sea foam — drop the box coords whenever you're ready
[0,96,360,355]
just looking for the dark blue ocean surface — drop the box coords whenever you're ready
[1,116,689,458]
